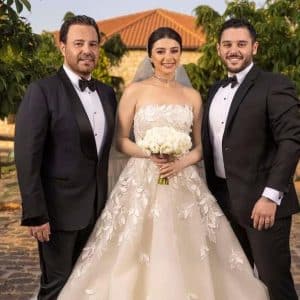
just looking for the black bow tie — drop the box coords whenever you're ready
[78,78,96,92]
[222,75,238,88]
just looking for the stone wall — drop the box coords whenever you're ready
[0,119,14,151]
[109,49,200,85]
[0,119,14,164]
[0,119,15,136]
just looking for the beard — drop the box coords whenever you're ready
[221,55,253,74]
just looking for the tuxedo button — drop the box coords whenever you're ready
[224,147,230,151]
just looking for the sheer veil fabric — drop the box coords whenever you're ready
[132,56,192,87]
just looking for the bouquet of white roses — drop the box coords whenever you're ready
[137,126,192,184]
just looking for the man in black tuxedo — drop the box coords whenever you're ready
[15,15,117,299]
[202,18,300,299]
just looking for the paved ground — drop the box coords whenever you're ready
[0,172,299,299]
[0,210,39,300]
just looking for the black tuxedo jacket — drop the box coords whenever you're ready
[15,68,117,230]
[202,65,300,224]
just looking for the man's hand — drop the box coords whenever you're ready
[251,196,277,230]
[29,222,51,242]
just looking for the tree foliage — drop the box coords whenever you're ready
[100,34,127,98]
[102,33,127,67]
[34,32,63,77]
[0,0,40,119]
[186,0,300,99]
[63,11,75,22]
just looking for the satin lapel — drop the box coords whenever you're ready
[57,68,98,161]
[224,66,260,134]
[95,84,114,159]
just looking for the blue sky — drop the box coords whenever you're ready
[21,0,264,34]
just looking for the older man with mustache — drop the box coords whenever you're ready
[15,15,117,299]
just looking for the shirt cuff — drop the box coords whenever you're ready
[262,187,283,205]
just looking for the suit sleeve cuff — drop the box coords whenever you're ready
[262,187,283,205]
[21,216,49,226]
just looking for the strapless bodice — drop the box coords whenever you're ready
[133,104,193,142]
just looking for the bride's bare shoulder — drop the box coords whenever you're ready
[120,81,150,107]
[181,85,200,98]
[123,80,150,95]
[180,85,202,105]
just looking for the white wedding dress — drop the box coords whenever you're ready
[59,104,269,300]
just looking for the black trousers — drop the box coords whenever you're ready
[213,177,298,300]
[37,222,94,300]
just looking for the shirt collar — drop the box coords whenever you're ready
[63,64,92,91]
[228,62,254,85]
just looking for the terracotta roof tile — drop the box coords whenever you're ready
[98,9,205,50]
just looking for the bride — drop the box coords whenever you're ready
[58,27,269,299]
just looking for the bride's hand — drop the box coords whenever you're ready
[159,158,185,179]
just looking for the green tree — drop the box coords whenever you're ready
[0,0,40,119]
[92,47,112,84]
[186,0,300,99]
[34,32,63,77]
[102,34,127,67]
[101,33,127,98]
[63,11,75,22]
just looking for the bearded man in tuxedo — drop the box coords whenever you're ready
[202,18,300,300]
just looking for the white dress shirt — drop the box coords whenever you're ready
[208,62,283,205]
[63,65,106,155]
